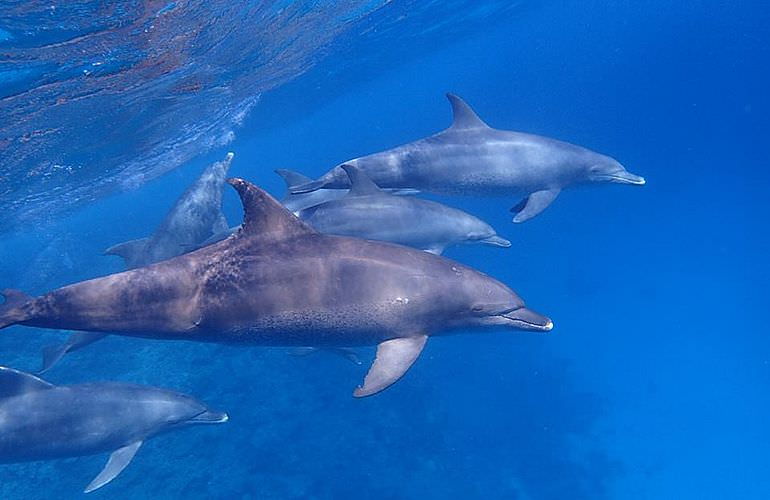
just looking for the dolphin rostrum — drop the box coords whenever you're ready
[41,153,234,373]
[0,177,552,397]
[0,366,227,493]
[298,165,510,254]
[291,94,645,222]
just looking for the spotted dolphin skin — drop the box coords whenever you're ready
[291,94,645,222]
[0,367,227,493]
[298,164,510,255]
[0,177,552,397]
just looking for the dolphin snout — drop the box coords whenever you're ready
[191,410,229,424]
[479,235,511,248]
[607,171,646,185]
[502,307,553,332]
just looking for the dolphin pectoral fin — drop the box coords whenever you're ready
[39,344,71,374]
[511,189,560,223]
[353,335,427,398]
[424,246,445,255]
[84,440,143,493]
[39,332,109,374]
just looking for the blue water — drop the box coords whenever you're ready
[1,1,768,498]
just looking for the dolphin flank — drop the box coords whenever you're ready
[0,177,552,397]
[291,93,645,222]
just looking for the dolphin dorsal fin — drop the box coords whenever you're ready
[0,366,54,398]
[446,93,489,130]
[341,164,384,196]
[275,169,313,190]
[227,178,316,241]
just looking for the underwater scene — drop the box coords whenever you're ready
[0,1,768,499]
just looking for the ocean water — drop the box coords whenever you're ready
[0,1,768,499]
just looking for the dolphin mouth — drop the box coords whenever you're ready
[479,235,511,248]
[597,172,646,185]
[190,410,229,424]
[500,307,553,332]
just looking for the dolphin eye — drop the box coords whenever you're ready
[471,305,484,313]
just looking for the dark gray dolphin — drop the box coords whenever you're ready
[291,94,645,222]
[104,152,234,269]
[41,153,234,373]
[0,178,552,397]
[0,366,227,493]
[298,165,510,255]
[276,168,419,215]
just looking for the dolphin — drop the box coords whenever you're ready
[0,366,227,493]
[276,168,419,215]
[0,177,552,397]
[291,93,646,222]
[40,153,234,373]
[297,164,510,255]
[104,152,234,269]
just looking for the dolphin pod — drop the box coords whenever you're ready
[291,93,645,222]
[0,177,552,399]
[0,93,645,493]
[0,366,227,492]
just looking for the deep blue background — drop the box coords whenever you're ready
[1,2,768,498]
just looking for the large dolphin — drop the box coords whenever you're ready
[0,178,552,397]
[291,94,646,222]
[298,165,510,254]
[0,366,227,493]
[40,153,234,373]
[104,152,234,269]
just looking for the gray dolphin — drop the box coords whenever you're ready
[297,164,510,255]
[40,153,234,373]
[0,178,552,397]
[276,168,419,215]
[0,366,227,493]
[104,152,234,269]
[291,94,645,222]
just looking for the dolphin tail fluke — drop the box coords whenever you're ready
[289,179,328,194]
[0,288,32,330]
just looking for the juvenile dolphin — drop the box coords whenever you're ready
[41,153,234,373]
[298,165,510,254]
[291,94,646,222]
[104,152,234,269]
[0,366,227,493]
[276,168,419,215]
[0,178,552,397]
